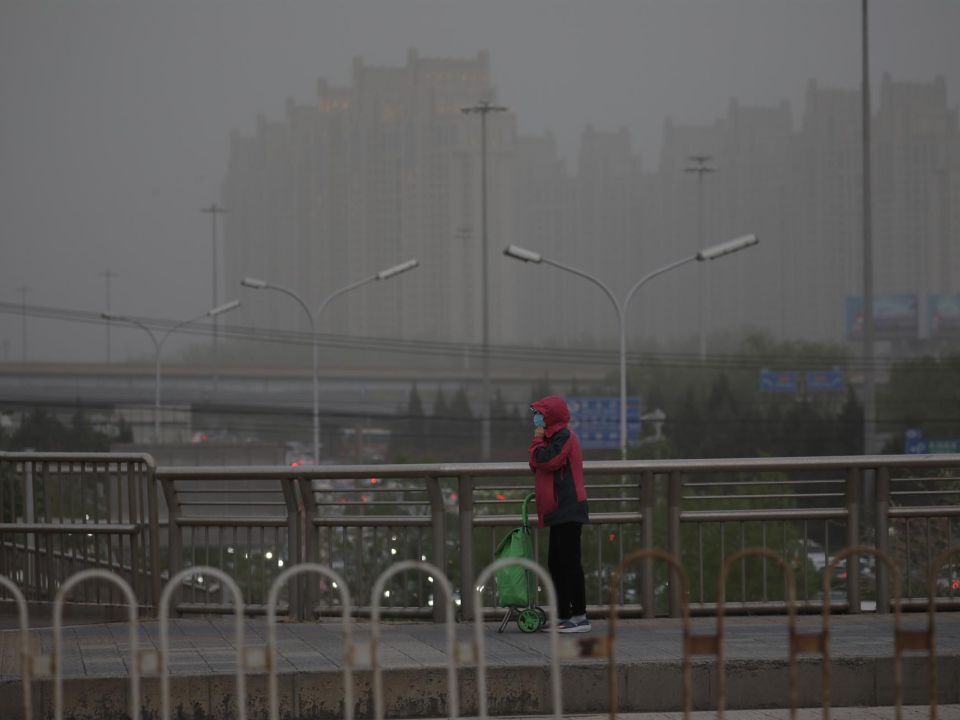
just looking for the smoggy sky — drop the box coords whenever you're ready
[1,1,958,362]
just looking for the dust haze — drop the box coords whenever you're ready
[1,1,958,361]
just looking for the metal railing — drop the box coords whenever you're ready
[0,452,160,611]
[4,452,960,621]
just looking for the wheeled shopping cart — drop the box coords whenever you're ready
[494,491,547,633]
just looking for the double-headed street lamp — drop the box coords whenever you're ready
[242,259,419,466]
[505,234,758,460]
[103,300,241,443]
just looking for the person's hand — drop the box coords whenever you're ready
[533,427,545,440]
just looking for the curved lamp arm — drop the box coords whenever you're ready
[623,254,699,315]
[503,245,622,325]
[316,259,419,319]
[101,313,160,355]
[157,299,242,353]
[242,278,314,330]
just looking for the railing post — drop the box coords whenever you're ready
[38,461,52,602]
[425,476,447,623]
[160,477,181,581]
[146,459,162,613]
[458,475,475,621]
[127,460,142,607]
[668,471,682,618]
[641,469,656,618]
[875,465,891,614]
[846,467,862,613]
[299,477,319,620]
[24,459,36,567]
[280,476,300,620]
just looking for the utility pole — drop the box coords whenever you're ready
[101,269,118,363]
[202,203,227,392]
[462,100,507,461]
[457,226,474,371]
[861,0,876,455]
[16,286,29,364]
[685,155,716,362]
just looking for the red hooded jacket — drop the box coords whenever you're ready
[528,396,589,528]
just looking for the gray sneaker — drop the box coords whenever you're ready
[557,618,591,633]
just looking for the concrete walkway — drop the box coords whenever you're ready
[511,710,957,720]
[1,612,957,719]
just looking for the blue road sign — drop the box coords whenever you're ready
[904,429,960,454]
[567,396,642,450]
[759,369,799,392]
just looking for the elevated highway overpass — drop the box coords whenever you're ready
[0,361,607,418]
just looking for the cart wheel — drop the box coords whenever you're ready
[534,606,547,624]
[517,608,542,633]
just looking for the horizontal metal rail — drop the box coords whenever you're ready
[0,523,142,534]
[3,452,960,621]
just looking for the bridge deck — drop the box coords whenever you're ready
[2,612,960,718]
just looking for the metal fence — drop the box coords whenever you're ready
[4,452,960,621]
[2,549,956,719]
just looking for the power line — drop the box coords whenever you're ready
[1,299,957,372]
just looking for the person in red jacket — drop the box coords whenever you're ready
[528,395,590,633]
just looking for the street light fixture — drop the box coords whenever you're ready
[505,234,758,460]
[103,299,241,443]
[242,259,419,465]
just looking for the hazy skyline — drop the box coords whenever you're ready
[2,1,959,361]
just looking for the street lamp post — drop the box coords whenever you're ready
[462,100,507,461]
[202,203,227,393]
[861,0,876,455]
[505,234,758,460]
[103,300,241,444]
[685,155,716,363]
[242,259,419,465]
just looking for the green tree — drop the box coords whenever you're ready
[880,354,960,446]
[10,408,69,450]
[389,384,429,461]
[448,385,477,458]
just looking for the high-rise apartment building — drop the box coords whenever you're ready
[223,56,959,354]
[791,81,862,340]
[223,50,519,348]
[874,75,957,323]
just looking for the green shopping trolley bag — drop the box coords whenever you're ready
[494,491,546,633]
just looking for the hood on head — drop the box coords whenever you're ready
[530,396,570,430]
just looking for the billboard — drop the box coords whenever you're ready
[846,294,918,340]
[567,396,642,450]
[928,295,960,339]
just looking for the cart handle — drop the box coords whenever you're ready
[521,491,536,528]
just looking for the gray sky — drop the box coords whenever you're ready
[2,0,958,362]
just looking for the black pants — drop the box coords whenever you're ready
[548,521,586,619]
